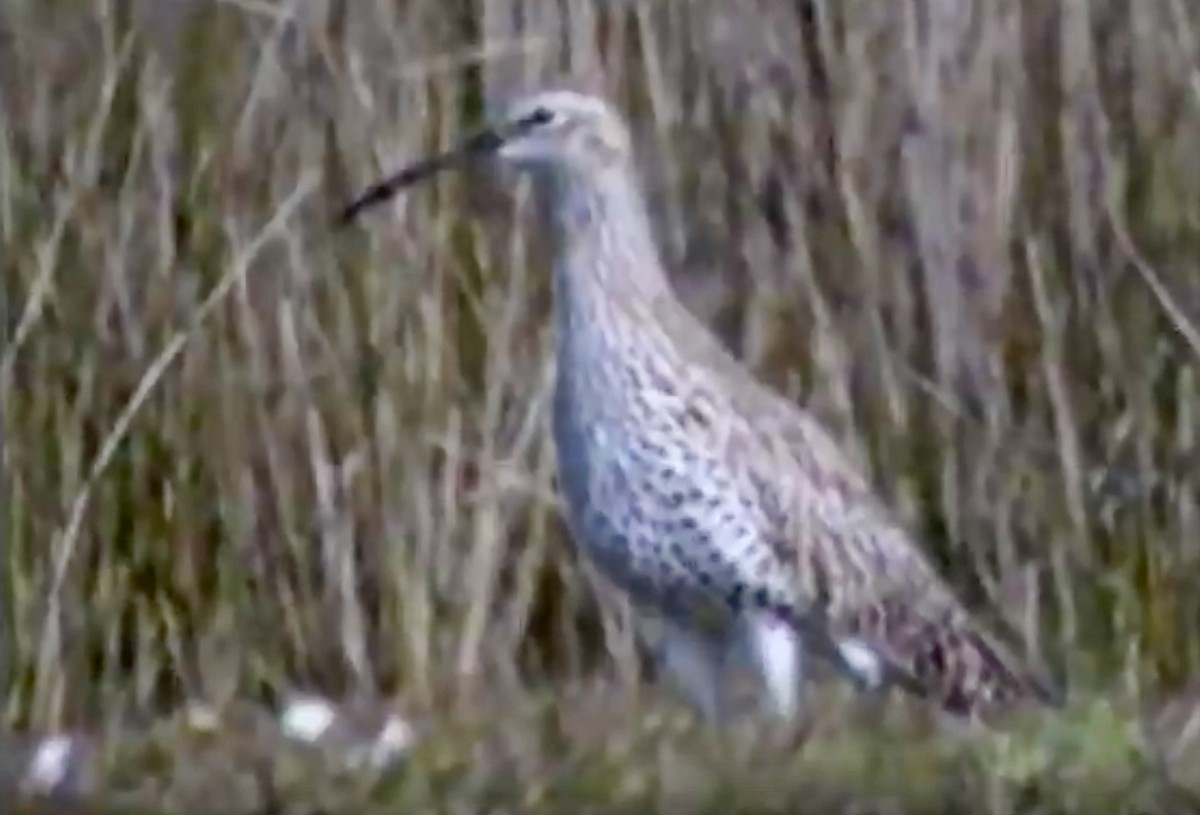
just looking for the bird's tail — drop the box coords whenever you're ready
[873,605,1064,720]
[931,622,1064,719]
[793,598,1063,720]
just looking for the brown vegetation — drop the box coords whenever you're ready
[2,0,1199,811]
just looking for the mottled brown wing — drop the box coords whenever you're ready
[747,395,1062,718]
[660,300,1060,717]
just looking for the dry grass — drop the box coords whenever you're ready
[3,0,1200,811]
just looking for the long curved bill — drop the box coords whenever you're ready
[337,108,552,225]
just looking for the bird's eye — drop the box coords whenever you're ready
[528,107,556,127]
[509,106,559,139]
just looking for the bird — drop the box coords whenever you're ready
[339,89,1062,725]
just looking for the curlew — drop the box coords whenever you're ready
[340,89,1061,725]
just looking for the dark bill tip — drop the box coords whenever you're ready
[336,127,502,226]
[336,108,554,227]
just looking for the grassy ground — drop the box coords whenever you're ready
[3,0,1200,811]
[7,690,1200,814]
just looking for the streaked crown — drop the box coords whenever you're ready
[495,90,633,173]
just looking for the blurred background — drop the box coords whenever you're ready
[2,0,1199,795]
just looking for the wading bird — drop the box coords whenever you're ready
[340,89,1061,725]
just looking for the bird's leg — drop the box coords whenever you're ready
[734,613,805,722]
[653,617,729,723]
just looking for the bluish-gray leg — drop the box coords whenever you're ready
[735,612,805,721]
[653,618,729,722]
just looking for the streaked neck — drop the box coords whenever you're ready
[546,164,672,338]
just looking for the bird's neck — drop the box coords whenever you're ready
[548,167,673,355]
